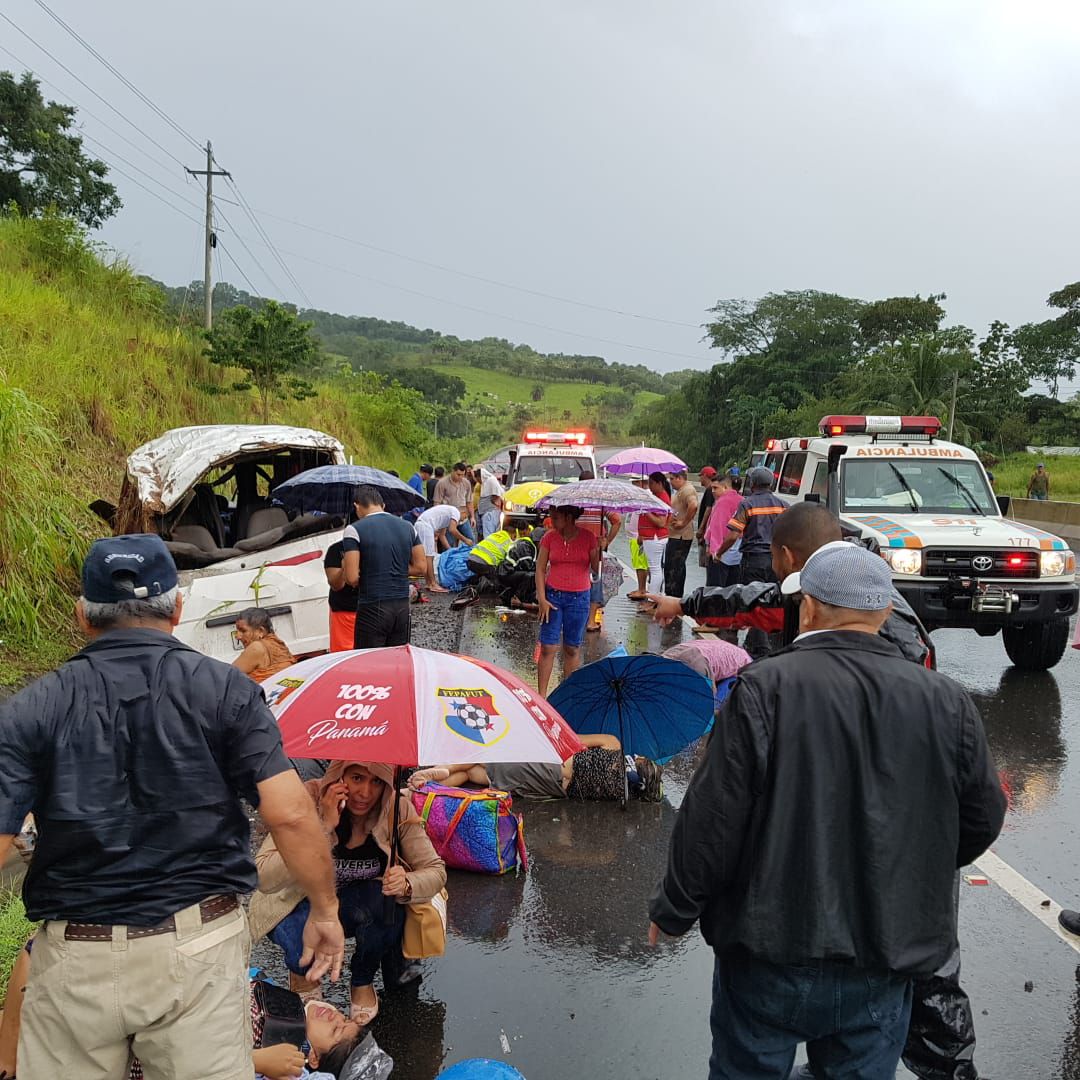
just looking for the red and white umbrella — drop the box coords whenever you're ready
[264,645,584,766]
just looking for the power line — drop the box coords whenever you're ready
[79,132,203,214]
[236,237,712,364]
[226,178,312,308]
[95,154,203,228]
[217,238,264,300]
[0,42,185,181]
[0,12,190,169]
[215,203,287,300]
[250,206,703,329]
[32,0,203,154]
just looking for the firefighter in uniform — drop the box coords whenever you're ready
[715,465,786,657]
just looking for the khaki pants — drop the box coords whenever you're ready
[18,901,252,1080]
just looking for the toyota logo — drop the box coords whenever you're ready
[971,555,995,573]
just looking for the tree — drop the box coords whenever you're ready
[856,294,946,348]
[706,290,865,358]
[0,71,120,227]
[1013,283,1080,397]
[204,301,318,422]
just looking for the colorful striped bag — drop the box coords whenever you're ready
[411,783,528,875]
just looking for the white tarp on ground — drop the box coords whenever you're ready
[127,425,346,512]
[1026,446,1080,456]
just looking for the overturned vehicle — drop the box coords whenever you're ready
[100,425,347,661]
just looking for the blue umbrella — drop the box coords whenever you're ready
[548,653,716,800]
[274,464,425,516]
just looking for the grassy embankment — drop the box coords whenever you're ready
[0,214,424,682]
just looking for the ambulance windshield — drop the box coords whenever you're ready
[842,459,997,515]
[514,455,593,483]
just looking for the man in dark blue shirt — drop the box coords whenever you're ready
[0,535,344,1079]
[343,485,426,648]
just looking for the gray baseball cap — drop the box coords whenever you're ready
[780,540,892,610]
[748,466,775,490]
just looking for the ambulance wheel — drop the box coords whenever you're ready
[1002,618,1070,671]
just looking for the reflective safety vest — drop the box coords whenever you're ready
[470,530,514,566]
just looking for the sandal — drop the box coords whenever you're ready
[350,993,380,1026]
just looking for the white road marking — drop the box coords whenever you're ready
[973,849,1080,956]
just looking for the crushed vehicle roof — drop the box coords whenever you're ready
[127,424,346,513]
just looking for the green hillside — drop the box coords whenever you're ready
[0,213,434,681]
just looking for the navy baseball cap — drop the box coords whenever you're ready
[82,534,178,603]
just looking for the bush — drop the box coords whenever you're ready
[0,891,37,1004]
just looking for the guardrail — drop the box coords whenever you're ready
[1008,497,1080,546]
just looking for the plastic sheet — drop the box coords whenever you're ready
[340,1033,394,1080]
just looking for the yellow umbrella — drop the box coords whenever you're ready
[503,481,559,511]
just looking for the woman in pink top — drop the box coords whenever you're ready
[535,506,599,696]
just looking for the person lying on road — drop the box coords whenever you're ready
[409,733,663,803]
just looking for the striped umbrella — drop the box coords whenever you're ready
[535,478,672,515]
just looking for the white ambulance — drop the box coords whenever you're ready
[761,414,1078,670]
[500,430,598,531]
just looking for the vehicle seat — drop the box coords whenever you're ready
[244,507,289,539]
[175,484,227,548]
[172,524,219,552]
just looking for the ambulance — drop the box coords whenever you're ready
[500,430,598,531]
[761,415,1078,670]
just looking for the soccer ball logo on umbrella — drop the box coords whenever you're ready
[440,689,508,746]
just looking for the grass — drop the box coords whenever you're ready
[0,891,36,1004]
[396,357,661,435]
[992,453,1080,501]
[0,212,425,681]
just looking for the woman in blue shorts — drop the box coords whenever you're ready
[535,505,599,696]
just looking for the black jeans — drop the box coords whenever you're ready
[664,539,693,596]
[354,598,411,648]
[706,559,738,588]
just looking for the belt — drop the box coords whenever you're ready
[62,894,239,942]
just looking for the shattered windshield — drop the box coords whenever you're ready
[842,459,996,515]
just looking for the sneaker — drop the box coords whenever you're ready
[1059,909,1080,936]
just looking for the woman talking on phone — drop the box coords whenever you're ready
[535,505,599,697]
[249,761,445,1026]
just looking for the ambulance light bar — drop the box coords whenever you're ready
[523,430,590,445]
[819,415,942,437]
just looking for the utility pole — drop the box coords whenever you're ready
[185,141,230,330]
[947,370,959,441]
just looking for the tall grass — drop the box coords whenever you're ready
[0,891,37,1003]
[0,211,403,680]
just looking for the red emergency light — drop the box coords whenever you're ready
[819,415,942,437]
[765,438,778,451]
[1006,555,1025,567]
[523,430,590,445]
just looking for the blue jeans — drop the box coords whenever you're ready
[454,518,476,545]
[268,882,405,987]
[709,954,912,1080]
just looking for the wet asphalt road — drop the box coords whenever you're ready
[255,543,1080,1079]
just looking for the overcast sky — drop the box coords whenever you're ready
[6,0,1080,374]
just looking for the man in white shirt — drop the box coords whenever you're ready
[476,468,506,539]
[415,504,473,592]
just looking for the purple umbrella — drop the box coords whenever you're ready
[603,446,687,476]
[535,478,672,515]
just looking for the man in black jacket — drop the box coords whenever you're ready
[649,543,1006,1080]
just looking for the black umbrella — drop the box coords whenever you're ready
[274,464,425,516]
